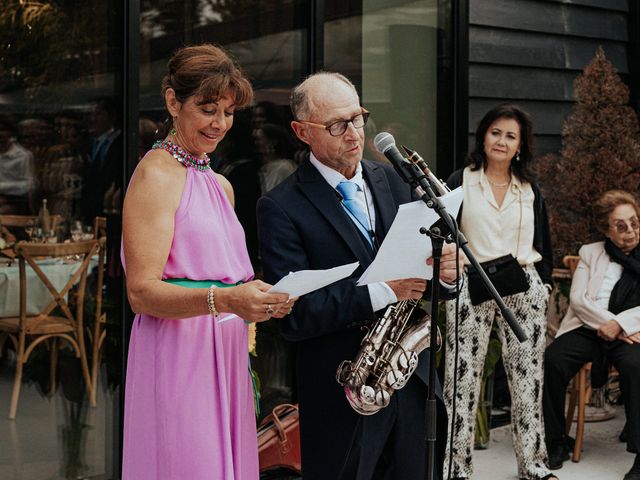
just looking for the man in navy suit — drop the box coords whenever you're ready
[257,72,463,480]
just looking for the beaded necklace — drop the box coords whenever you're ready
[152,140,210,171]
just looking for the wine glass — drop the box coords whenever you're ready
[24,219,36,241]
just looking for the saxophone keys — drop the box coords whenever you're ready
[375,390,390,407]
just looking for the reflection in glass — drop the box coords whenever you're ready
[0,1,122,478]
[325,0,439,171]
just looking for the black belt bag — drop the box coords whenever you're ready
[467,254,529,306]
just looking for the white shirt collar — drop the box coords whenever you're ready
[309,152,364,190]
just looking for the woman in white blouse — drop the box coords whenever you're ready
[443,104,556,480]
[544,190,640,480]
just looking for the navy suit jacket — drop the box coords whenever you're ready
[257,157,449,479]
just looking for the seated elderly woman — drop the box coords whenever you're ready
[543,190,640,479]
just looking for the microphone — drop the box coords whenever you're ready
[373,132,416,185]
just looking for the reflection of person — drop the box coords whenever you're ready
[257,72,464,480]
[81,97,123,223]
[216,109,262,269]
[443,104,556,480]
[544,190,640,479]
[254,122,298,193]
[42,111,87,219]
[121,44,292,479]
[0,118,35,214]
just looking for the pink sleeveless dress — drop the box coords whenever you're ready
[122,166,258,479]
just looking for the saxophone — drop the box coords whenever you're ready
[335,143,448,416]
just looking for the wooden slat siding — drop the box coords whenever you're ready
[543,0,628,12]
[470,65,577,101]
[462,0,632,167]
[470,0,628,40]
[470,27,628,72]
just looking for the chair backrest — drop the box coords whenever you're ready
[0,214,62,230]
[563,255,580,277]
[13,238,104,331]
[93,216,107,240]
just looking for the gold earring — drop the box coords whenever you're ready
[170,127,177,136]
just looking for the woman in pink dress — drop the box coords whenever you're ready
[121,44,293,479]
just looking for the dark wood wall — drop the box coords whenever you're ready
[466,0,632,159]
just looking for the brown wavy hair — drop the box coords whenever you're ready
[466,103,536,184]
[160,44,253,135]
[593,189,640,235]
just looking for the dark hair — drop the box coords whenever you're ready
[466,103,536,183]
[257,123,298,160]
[593,190,640,235]
[160,44,253,134]
[0,116,17,136]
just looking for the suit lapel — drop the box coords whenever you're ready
[362,160,396,241]
[296,158,374,267]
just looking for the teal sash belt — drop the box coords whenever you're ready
[163,278,241,288]
[163,277,259,415]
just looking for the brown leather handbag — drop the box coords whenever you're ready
[257,403,302,474]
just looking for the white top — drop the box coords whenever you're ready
[260,158,297,194]
[460,167,542,266]
[594,261,623,310]
[0,142,35,196]
[557,241,640,337]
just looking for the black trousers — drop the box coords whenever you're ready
[543,326,640,453]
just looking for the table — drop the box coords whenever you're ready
[0,257,96,317]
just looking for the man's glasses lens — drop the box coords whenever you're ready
[327,112,369,136]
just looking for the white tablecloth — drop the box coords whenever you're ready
[0,258,95,317]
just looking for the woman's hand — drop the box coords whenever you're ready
[617,331,640,344]
[216,280,295,323]
[597,319,623,341]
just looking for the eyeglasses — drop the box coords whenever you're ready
[610,217,640,234]
[298,110,369,137]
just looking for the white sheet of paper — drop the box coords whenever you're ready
[268,261,360,298]
[357,187,464,285]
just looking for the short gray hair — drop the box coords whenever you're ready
[290,71,358,121]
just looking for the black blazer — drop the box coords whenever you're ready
[257,157,449,480]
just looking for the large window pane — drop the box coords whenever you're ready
[325,0,439,171]
[0,1,123,478]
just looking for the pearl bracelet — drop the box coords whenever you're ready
[207,285,219,317]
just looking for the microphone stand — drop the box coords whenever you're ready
[389,156,527,480]
[420,224,446,480]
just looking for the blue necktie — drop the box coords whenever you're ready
[336,180,374,249]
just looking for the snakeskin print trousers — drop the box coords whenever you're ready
[443,265,553,480]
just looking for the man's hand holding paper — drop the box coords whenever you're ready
[357,187,464,286]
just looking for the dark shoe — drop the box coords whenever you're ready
[547,440,570,470]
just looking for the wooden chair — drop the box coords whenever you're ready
[88,225,107,407]
[93,216,107,240]
[562,255,590,463]
[565,362,591,462]
[0,239,102,418]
